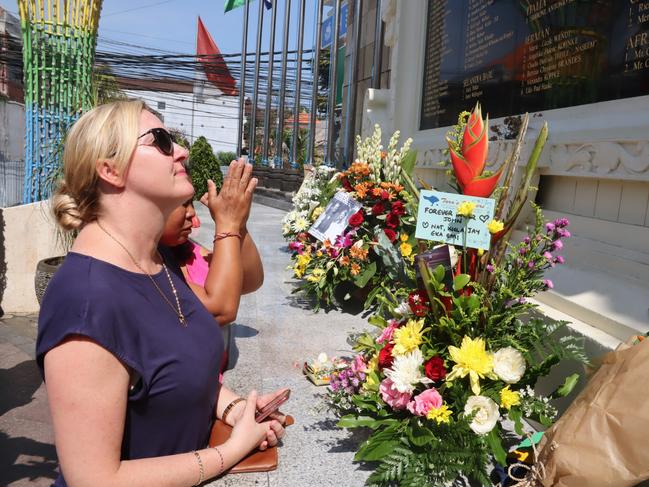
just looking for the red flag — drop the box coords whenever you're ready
[196,17,238,96]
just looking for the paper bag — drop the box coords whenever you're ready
[535,337,649,487]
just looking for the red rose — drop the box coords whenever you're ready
[340,175,353,191]
[386,212,400,229]
[371,202,386,216]
[349,210,364,227]
[424,356,447,382]
[378,343,395,370]
[380,189,391,200]
[408,290,430,317]
[391,200,406,216]
[384,229,397,242]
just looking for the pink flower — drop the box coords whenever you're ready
[552,240,564,251]
[543,279,554,289]
[377,320,400,344]
[407,388,443,416]
[288,241,304,254]
[351,355,366,375]
[379,378,411,410]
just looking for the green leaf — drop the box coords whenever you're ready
[552,373,580,398]
[355,427,401,461]
[336,415,379,429]
[453,274,471,291]
[485,427,508,466]
[401,150,418,176]
[368,315,388,329]
[433,264,446,283]
[407,421,435,447]
[353,261,377,288]
[508,408,524,436]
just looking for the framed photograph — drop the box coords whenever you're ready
[308,192,362,242]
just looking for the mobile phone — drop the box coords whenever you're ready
[255,389,290,423]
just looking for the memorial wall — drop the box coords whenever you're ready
[420,0,649,130]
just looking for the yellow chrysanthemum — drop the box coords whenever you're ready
[400,242,413,257]
[400,233,409,242]
[306,268,326,283]
[457,201,477,218]
[499,386,521,410]
[367,354,379,372]
[293,254,312,278]
[311,206,324,220]
[487,219,504,234]
[477,248,485,256]
[446,336,497,395]
[427,403,453,424]
[392,318,425,355]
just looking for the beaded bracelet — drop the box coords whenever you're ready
[192,450,204,486]
[213,231,242,243]
[221,397,245,425]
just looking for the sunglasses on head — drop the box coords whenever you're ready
[138,127,174,156]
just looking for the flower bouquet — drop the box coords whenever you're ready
[285,125,420,310]
[323,105,588,486]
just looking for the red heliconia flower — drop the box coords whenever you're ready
[447,103,503,198]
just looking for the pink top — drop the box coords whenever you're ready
[184,241,210,286]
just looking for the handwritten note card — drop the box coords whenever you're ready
[415,190,495,250]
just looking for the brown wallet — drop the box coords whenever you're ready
[208,415,294,474]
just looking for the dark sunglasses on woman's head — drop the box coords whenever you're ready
[138,127,174,156]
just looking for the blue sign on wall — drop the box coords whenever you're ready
[321,2,347,49]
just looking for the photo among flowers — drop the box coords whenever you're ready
[308,191,362,243]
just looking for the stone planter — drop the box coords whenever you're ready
[35,256,66,305]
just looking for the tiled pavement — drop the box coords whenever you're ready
[0,313,57,486]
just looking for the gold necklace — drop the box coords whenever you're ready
[96,220,188,327]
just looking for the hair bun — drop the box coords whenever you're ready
[52,187,83,231]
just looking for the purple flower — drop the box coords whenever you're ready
[554,218,570,228]
[543,279,554,290]
[518,297,527,304]
[557,228,571,238]
[552,240,564,251]
[543,251,553,260]
[555,255,565,265]
[519,247,528,255]
[523,236,531,244]
[545,222,556,232]
[335,231,355,249]
[528,261,535,269]
[486,264,495,273]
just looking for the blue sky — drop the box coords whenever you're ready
[1,0,320,56]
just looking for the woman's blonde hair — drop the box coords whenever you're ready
[52,99,146,231]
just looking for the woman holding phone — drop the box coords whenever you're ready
[37,99,286,486]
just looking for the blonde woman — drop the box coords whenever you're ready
[37,100,286,487]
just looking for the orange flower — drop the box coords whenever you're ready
[350,263,361,276]
[380,182,404,193]
[371,187,383,197]
[348,161,370,176]
[349,242,369,261]
[355,183,371,199]
[339,255,350,266]
[323,239,332,249]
